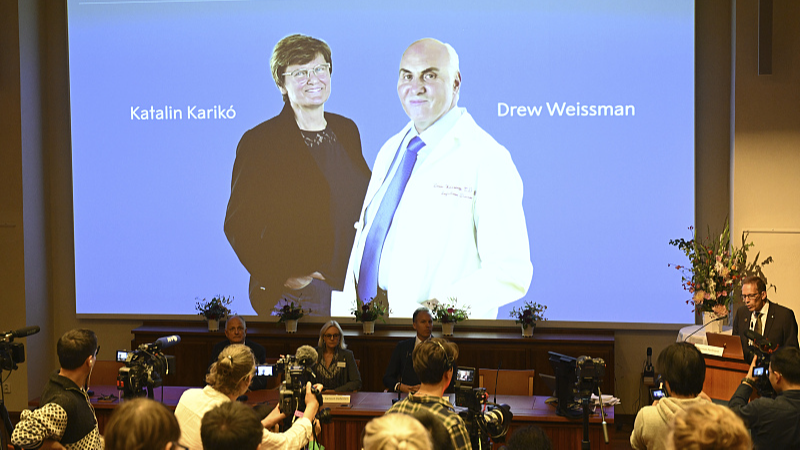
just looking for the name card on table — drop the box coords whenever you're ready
[322,394,351,405]
[695,343,725,357]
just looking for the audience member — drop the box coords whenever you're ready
[503,425,552,450]
[386,338,471,450]
[410,409,455,450]
[104,397,181,450]
[362,413,432,450]
[631,342,710,450]
[201,401,264,450]
[314,320,362,391]
[12,329,103,450]
[728,346,800,449]
[383,307,433,393]
[175,344,317,450]
[667,402,751,450]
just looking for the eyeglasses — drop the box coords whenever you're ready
[283,63,331,81]
[94,346,100,357]
[323,333,341,340]
[743,293,763,300]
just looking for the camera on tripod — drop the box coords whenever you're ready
[116,335,179,398]
[0,326,39,372]
[745,329,777,398]
[276,346,331,428]
[454,366,513,447]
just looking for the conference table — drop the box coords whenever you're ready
[31,385,614,449]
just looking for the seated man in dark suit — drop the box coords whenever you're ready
[209,315,267,389]
[383,307,432,393]
[732,276,799,362]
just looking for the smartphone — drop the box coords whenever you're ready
[256,364,275,377]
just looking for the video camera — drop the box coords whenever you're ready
[454,366,513,448]
[0,326,39,372]
[744,329,777,398]
[276,345,331,430]
[116,335,179,398]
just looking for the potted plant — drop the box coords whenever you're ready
[509,300,548,337]
[195,296,233,331]
[669,221,773,332]
[271,297,309,333]
[352,298,389,334]
[425,298,469,336]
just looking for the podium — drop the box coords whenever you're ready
[701,353,749,400]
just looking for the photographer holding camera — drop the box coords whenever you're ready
[728,347,800,449]
[175,344,320,450]
[386,338,471,450]
[630,342,710,450]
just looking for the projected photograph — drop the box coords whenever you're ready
[68,0,694,323]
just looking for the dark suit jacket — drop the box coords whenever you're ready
[383,338,419,390]
[314,346,362,392]
[733,300,799,362]
[224,103,370,314]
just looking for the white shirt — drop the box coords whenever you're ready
[174,385,312,450]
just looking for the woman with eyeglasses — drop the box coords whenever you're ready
[224,33,371,318]
[174,344,320,450]
[105,398,184,450]
[315,320,362,392]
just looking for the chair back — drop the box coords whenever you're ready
[478,368,536,396]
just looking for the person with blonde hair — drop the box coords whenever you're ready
[362,413,432,450]
[314,320,362,391]
[174,344,319,450]
[668,402,752,450]
[104,398,181,450]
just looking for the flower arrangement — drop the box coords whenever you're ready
[425,298,470,324]
[669,221,773,314]
[271,297,309,323]
[509,300,548,326]
[352,298,389,323]
[195,296,233,320]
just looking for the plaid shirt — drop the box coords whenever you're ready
[386,393,472,450]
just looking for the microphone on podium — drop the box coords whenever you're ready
[682,315,727,342]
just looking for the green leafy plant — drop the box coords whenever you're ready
[352,298,389,323]
[271,297,309,323]
[195,296,233,320]
[425,298,470,324]
[509,300,547,326]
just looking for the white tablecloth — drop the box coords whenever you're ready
[677,324,733,345]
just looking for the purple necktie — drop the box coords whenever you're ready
[357,136,425,302]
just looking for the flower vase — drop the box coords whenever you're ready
[522,323,534,337]
[442,322,455,336]
[207,318,219,332]
[362,321,375,335]
[703,312,724,334]
[285,319,298,334]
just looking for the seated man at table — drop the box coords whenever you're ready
[728,347,800,449]
[383,307,432,393]
[631,342,710,450]
[12,329,103,450]
[209,315,267,389]
[386,338,472,450]
[732,276,799,362]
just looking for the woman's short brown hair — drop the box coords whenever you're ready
[270,34,332,103]
[206,344,255,396]
[104,398,180,450]
[412,338,458,385]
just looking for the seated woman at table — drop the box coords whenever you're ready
[174,344,319,450]
[104,398,181,450]
[314,320,362,392]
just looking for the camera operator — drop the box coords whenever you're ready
[386,338,472,450]
[630,342,710,450]
[175,344,320,450]
[11,329,103,450]
[728,347,800,449]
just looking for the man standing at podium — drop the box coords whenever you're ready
[732,276,799,363]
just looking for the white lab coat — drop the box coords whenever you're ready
[335,109,532,319]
